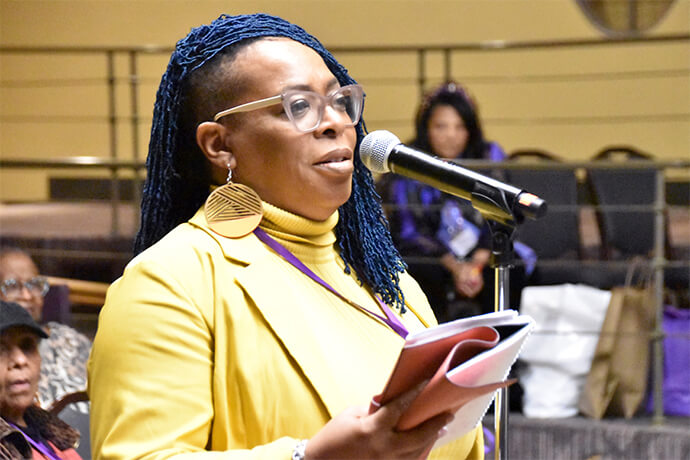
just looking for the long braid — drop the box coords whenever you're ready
[336,123,409,311]
[136,13,408,310]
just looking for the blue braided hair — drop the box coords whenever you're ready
[135,13,408,310]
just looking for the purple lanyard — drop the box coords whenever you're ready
[7,421,63,460]
[253,228,409,339]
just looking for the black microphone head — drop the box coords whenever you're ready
[359,130,401,174]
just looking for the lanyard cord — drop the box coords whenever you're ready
[253,228,409,339]
[7,420,63,460]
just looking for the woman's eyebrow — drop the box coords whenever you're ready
[283,78,340,93]
[282,83,312,92]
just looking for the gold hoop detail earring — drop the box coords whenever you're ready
[205,163,263,238]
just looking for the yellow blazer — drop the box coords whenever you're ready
[88,208,483,459]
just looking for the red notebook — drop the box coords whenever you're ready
[370,310,534,447]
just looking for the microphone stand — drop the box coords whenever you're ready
[485,220,518,460]
[426,158,543,460]
[466,168,526,460]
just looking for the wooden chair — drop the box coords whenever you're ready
[49,390,91,460]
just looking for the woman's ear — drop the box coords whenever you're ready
[196,121,236,171]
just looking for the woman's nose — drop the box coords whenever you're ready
[18,285,34,299]
[8,346,29,367]
[316,104,349,135]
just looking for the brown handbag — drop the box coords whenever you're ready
[578,259,657,419]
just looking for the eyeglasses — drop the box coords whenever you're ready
[0,277,50,299]
[213,84,364,133]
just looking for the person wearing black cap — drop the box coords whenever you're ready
[0,300,82,459]
[0,247,92,415]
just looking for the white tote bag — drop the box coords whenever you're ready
[519,283,611,418]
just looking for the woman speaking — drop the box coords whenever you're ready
[87,13,484,460]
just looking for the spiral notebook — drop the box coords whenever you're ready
[369,309,534,447]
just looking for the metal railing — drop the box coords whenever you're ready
[2,34,688,221]
[2,32,688,167]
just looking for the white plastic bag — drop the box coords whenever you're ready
[519,283,610,418]
[520,364,584,418]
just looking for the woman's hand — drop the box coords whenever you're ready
[305,382,453,460]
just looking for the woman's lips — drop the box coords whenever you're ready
[315,148,354,174]
[7,379,31,393]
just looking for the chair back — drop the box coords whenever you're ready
[586,146,664,259]
[508,150,582,260]
[42,284,73,325]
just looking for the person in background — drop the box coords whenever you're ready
[380,82,535,322]
[0,300,82,459]
[87,13,485,460]
[0,248,91,414]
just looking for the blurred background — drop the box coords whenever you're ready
[0,2,688,457]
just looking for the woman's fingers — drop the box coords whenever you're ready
[394,410,454,447]
[306,381,454,459]
[369,379,428,426]
[368,382,454,457]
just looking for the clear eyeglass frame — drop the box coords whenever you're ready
[213,84,364,133]
[0,276,50,298]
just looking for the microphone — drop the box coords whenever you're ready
[359,130,546,225]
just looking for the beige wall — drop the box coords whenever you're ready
[1,0,689,201]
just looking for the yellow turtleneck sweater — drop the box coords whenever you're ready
[88,202,483,459]
[259,202,426,335]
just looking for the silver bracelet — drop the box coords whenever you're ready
[291,439,308,460]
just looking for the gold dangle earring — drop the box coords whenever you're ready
[205,163,263,238]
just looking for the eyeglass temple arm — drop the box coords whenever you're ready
[214,95,283,121]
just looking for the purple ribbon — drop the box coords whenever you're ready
[253,227,409,339]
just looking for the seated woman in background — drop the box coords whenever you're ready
[379,82,535,322]
[0,300,82,459]
[0,248,91,413]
